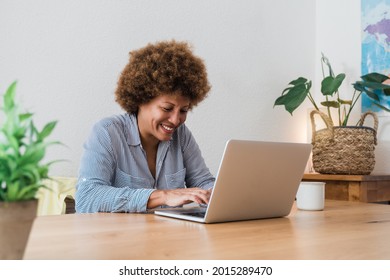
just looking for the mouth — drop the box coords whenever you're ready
[161,124,175,133]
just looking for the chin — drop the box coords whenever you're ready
[157,129,174,141]
[160,135,173,142]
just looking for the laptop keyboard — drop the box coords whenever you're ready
[184,211,206,218]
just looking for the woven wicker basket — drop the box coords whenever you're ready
[310,110,378,175]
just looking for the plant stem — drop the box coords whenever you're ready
[343,90,361,126]
[325,95,333,123]
[321,54,334,124]
[307,92,320,111]
[336,90,341,126]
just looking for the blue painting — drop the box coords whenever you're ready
[362,0,390,114]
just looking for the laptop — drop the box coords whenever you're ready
[154,139,311,223]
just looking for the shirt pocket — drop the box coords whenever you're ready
[114,168,151,189]
[165,168,186,189]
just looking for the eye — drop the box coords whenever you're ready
[162,107,173,112]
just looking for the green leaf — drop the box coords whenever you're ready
[384,88,390,96]
[37,164,50,179]
[16,183,41,200]
[274,84,309,114]
[365,89,380,102]
[12,163,41,183]
[361,72,389,83]
[338,98,352,105]
[14,127,27,140]
[0,188,6,201]
[6,181,20,201]
[289,77,308,86]
[19,113,33,122]
[354,80,390,101]
[30,120,39,138]
[19,142,46,165]
[38,121,57,141]
[4,81,17,111]
[321,73,346,95]
[320,101,340,108]
[282,86,292,95]
[358,81,390,90]
[6,134,19,152]
[353,82,365,92]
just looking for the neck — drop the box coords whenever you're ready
[140,135,159,152]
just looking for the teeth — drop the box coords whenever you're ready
[162,124,174,131]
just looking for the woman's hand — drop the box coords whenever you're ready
[147,188,212,209]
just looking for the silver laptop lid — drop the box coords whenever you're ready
[203,140,311,223]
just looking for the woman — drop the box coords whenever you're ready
[75,40,215,213]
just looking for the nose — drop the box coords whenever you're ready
[169,111,182,126]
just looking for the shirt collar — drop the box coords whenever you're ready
[125,113,173,148]
[125,114,142,146]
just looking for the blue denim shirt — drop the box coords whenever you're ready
[75,114,215,213]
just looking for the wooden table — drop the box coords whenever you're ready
[24,200,390,260]
[302,173,390,203]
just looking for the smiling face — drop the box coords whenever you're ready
[137,93,190,147]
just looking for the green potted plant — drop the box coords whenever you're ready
[0,81,59,259]
[274,54,390,175]
[274,53,390,125]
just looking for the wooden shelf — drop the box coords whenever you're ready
[302,173,390,203]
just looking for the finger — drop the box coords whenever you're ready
[164,188,212,206]
[193,193,210,204]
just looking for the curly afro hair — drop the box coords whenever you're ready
[115,40,211,114]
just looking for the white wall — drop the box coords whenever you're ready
[0,0,316,177]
